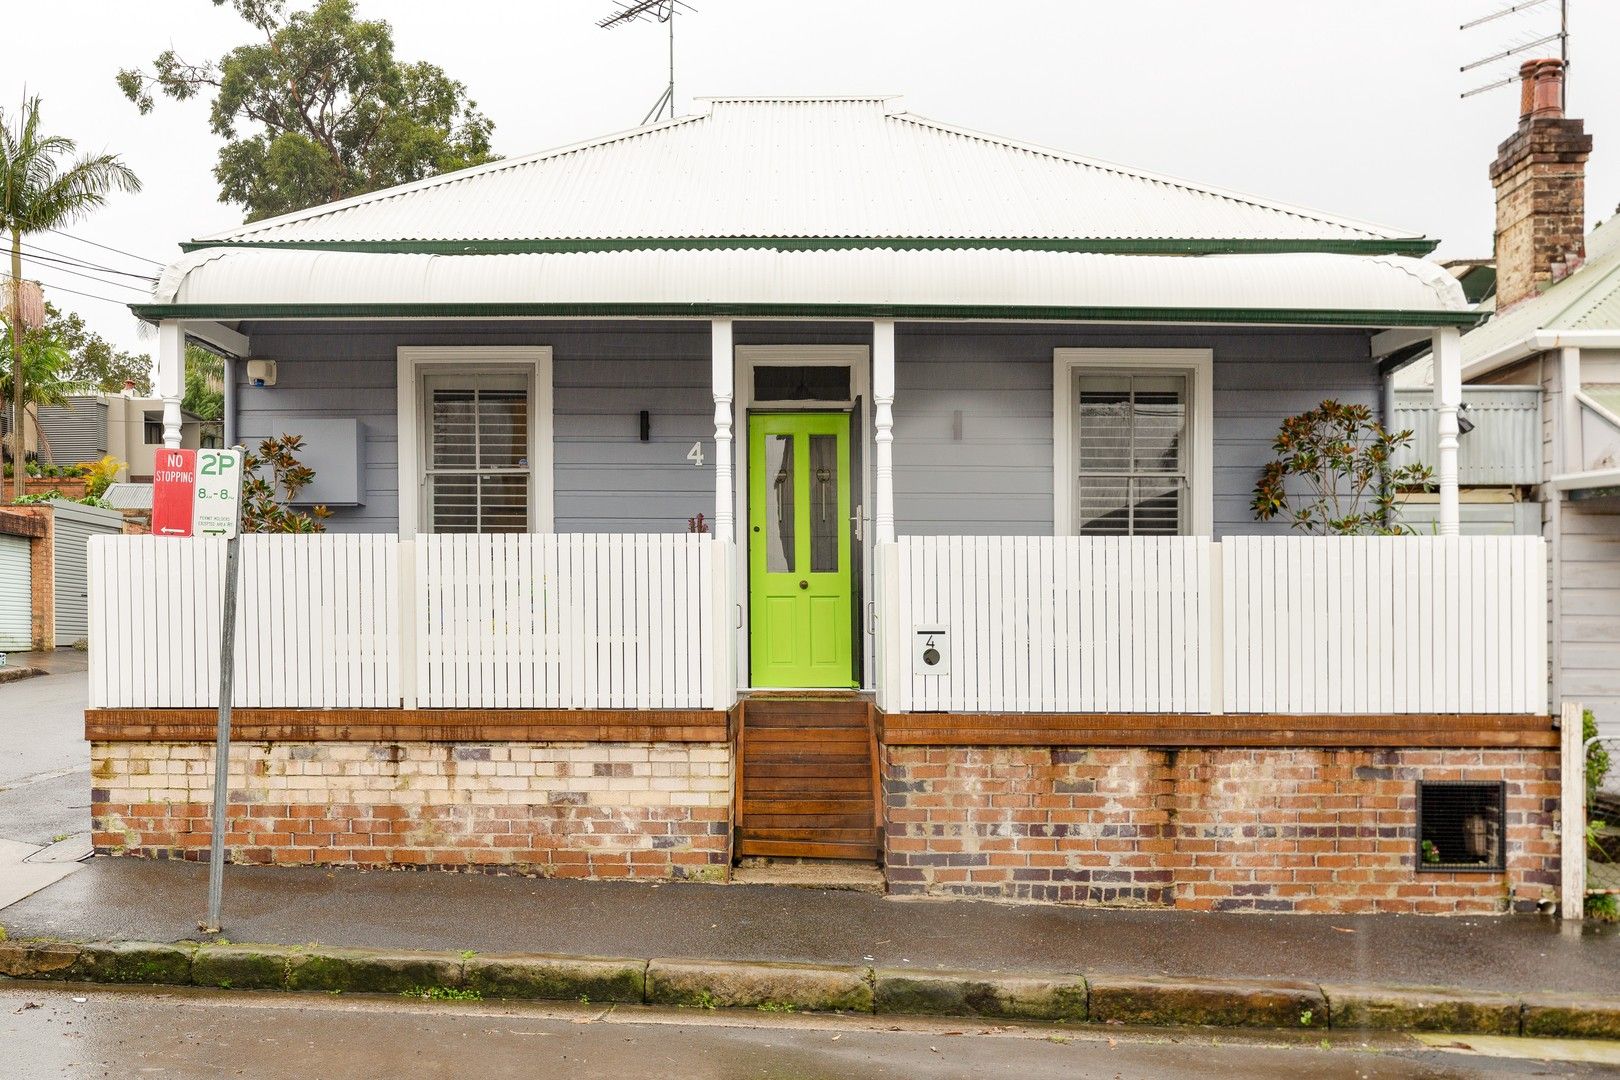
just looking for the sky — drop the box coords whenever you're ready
[10,0,1620,360]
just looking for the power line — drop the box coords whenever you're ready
[23,259,150,294]
[29,279,137,308]
[45,227,164,267]
[20,245,156,282]
[25,241,157,277]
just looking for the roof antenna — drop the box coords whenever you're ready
[1459,0,1570,103]
[598,1,697,125]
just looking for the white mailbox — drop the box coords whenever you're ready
[914,627,948,676]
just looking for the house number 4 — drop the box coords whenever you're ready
[686,441,705,467]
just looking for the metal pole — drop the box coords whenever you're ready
[204,529,241,932]
[667,6,676,119]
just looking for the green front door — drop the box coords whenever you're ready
[748,412,855,688]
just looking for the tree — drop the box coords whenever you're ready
[0,95,141,496]
[28,302,151,395]
[1251,400,1432,536]
[184,345,224,420]
[242,434,331,532]
[0,326,88,463]
[118,0,497,222]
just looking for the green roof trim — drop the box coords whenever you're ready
[177,235,1440,257]
[129,300,1483,328]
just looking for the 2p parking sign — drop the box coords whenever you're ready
[151,446,244,539]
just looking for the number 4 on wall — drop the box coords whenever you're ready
[686,441,705,467]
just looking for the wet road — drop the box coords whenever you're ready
[2,985,1616,1080]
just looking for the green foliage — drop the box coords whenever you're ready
[118,0,497,221]
[1420,839,1440,865]
[1252,400,1432,535]
[241,434,332,533]
[36,303,151,396]
[1586,893,1619,923]
[184,346,224,420]
[12,489,111,509]
[1585,709,1610,805]
[401,985,480,1002]
[0,94,140,497]
[80,455,125,499]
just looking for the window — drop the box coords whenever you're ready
[754,365,851,402]
[424,376,530,533]
[397,346,553,537]
[1053,350,1213,537]
[1074,373,1187,535]
[143,413,163,445]
[1417,781,1505,873]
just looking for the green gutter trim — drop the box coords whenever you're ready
[177,235,1441,257]
[128,301,1484,328]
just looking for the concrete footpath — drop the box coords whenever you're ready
[4,858,1620,1038]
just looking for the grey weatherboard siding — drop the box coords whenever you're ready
[232,320,1377,538]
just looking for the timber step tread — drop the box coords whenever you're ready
[737,698,879,864]
[737,839,882,861]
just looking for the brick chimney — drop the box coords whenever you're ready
[1490,58,1592,310]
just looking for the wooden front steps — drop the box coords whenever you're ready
[734,697,880,863]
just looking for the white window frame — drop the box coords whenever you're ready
[397,346,553,536]
[1053,348,1213,538]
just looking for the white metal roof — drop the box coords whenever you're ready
[194,97,1423,249]
[149,246,1468,320]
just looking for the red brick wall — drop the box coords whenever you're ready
[884,746,1559,914]
[92,741,732,881]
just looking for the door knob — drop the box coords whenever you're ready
[799,579,809,590]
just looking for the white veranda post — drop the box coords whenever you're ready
[1431,326,1462,536]
[873,319,896,544]
[711,319,734,537]
[156,321,185,449]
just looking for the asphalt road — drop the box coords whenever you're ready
[4,985,1617,1080]
[0,657,90,848]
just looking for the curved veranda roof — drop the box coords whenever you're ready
[137,246,1472,326]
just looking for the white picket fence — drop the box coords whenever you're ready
[414,534,730,710]
[880,536,1213,713]
[88,534,399,709]
[878,535,1548,715]
[88,533,736,711]
[1221,535,1546,715]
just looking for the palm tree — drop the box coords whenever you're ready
[0,328,88,462]
[0,95,140,497]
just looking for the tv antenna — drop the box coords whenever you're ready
[598,1,697,125]
[1460,0,1569,101]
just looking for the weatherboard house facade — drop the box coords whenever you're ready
[90,97,1563,914]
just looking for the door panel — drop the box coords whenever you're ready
[748,412,854,687]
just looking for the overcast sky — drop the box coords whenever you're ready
[12,1,1620,357]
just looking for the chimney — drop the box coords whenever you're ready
[122,379,137,398]
[1490,58,1591,309]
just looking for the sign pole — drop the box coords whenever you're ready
[204,527,240,933]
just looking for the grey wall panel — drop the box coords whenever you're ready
[892,324,1377,538]
[236,320,716,534]
[234,320,1376,539]
[35,398,108,466]
[1561,501,1620,737]
[50,500,125,646]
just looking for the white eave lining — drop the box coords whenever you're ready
[1464,330,1620,381]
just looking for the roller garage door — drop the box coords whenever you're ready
[50,501,125,646]
[0,533,29,650]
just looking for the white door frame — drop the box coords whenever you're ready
[396,346,554,536]
[733,344,873,689]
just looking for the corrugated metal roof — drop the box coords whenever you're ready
[101,483,152,510]
[149,246,1468,318]
[194,97,1423,248]
[1397,215,1620,387]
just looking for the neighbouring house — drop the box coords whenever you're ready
[33,390,219,480]
[1396,58,1620,738]
[89,91,1566,914]
[0,499,125,650]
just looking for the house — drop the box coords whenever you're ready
[86,92,1563,915]
[1396,59,1620,738]
[33,391,219,480]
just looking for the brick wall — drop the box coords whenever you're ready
[884,746,1559,914]
[92,741,732,880]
